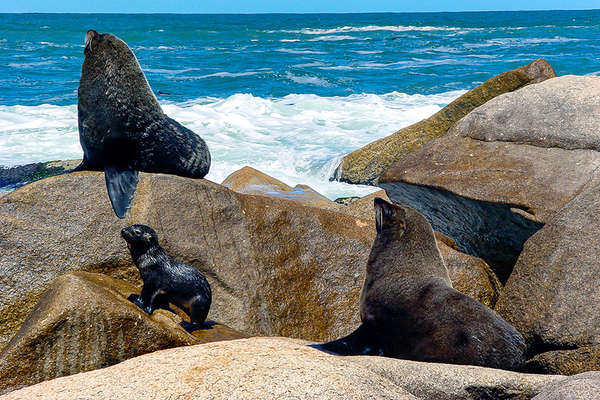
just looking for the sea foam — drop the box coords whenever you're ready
[0,90,463,199]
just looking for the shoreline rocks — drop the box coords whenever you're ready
[0,271,246,395]
[333,59,555,185]
[0,160,80,190]
[0,171,501,351]
[378,75,600,282]
[0,337,566,400]
[495,178,600,374]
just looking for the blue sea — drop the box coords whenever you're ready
[1,11,599,198]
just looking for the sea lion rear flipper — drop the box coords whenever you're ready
[105,165,139,219]
[70,158,91,172]
[314,324,383,356]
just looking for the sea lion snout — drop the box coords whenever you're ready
[84,30,99,53]
[121,224,159,248]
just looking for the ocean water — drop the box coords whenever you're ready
[1,11,599,198]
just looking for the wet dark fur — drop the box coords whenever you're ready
[76,30,211,218]
[121,224,211,331]
[319,198,526,371]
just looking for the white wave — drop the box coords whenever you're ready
[318,65,354,71]
[489,37,584,45]
[8,60,56,68]
[268,25,468,35]
[284,72,333,87]
[468,36,585,48]
[144,67,198,75]
[275,48,327,55]
[280,39,300,42]
[0,90,464,199]
[351,50,383,54]
[170,71,265,81]
[39,41,71,48]
[292,62,325,68]
[133,45,177,50]
[0,104,81,167]
[308,35,365,42]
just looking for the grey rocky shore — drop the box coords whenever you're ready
[2,59,600,399]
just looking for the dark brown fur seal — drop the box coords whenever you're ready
[75,30,211,218]
[121,224,211,331]
[319,198,526,371]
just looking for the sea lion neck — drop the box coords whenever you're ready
[129,243,164,265]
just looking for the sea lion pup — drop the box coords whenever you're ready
[319,198,526,371]
[121,224,211,332]
[76,30,211,218]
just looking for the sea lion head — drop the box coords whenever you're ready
[83,30,132,60]
[373,197,406,238]
[121,224,159,250]
[78,29,161,141]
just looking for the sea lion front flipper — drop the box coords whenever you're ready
[104,165,139,218]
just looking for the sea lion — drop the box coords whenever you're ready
[121,224,212,331]
[75,30,211,218]
[319,198,526,371]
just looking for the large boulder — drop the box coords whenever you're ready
[526,346,600,376]
[0,337,418,400]
[439,244,501,309]
[0,337,564,400]
[532,372,600,400]
[334,59,555,184]
[0,172,371,349]
[495,179,600,373]
[379,75,600,282]
[0,271,245,394]
[0,172,501,350]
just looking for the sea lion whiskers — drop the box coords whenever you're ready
[84,30,98,53]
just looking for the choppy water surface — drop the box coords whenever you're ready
[1,11,599,198]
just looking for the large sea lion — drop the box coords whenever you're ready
[319,198,526,371]
[121,224,212,332]
[75,30,211,218]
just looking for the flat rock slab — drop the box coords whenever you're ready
[1,337,566,400]
[350,356,564,400]
[0,338,418,400]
